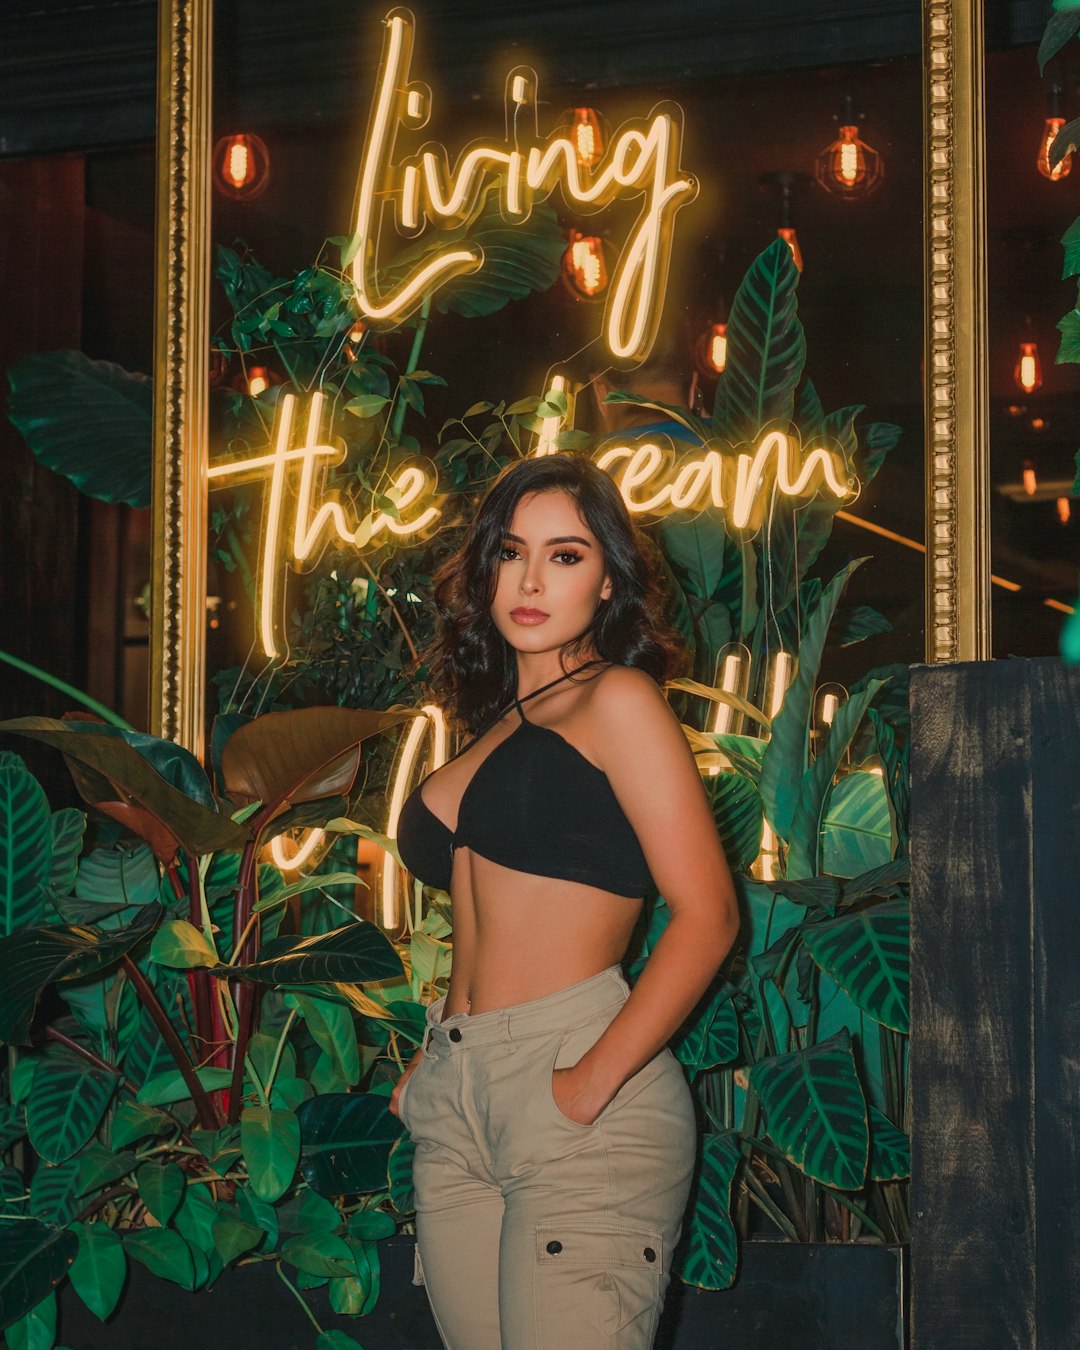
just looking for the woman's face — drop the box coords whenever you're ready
[490,489,613,659]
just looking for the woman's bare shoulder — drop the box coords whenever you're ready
[583,663,672,722]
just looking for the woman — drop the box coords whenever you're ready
[392,453,739,1349]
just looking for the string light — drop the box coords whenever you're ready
[213,133,271,200]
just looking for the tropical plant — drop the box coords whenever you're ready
[0,710,447,1349]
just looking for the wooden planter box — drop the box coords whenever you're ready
[57,1236,906,1349]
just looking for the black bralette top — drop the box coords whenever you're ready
[396,661,650,899]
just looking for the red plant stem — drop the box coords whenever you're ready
[226,985,259,1126]
[185,852,214,1056]
[122,956,223,1130]
[225,839,264,1124]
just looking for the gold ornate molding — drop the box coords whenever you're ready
[150,0,212,753]
[923,0,991,662]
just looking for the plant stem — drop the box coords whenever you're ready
[227,988,259,1125]
[264,1009,298,1099]
[45,1026,140,1098]
[389,295,431,444]
[0,648,134,728]
[122,957,223,1130]
[274,1261,324,1334]
[739,1166,800,1240]
[360,559,420,668]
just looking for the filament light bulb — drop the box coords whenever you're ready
[561,231,608,300]
[1023,461,1038,497]
[213,133,271,201]
[1058,496,1071,524]
[1037,116,1071,181]
[814,100,884,199]
[695,322,728,377]
[1014,341,1042,394]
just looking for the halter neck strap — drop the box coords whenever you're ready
[512,659,606,720]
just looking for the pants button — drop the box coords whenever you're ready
[643,1247,657,1263]
[448,1027,462,1042]
[546,1240,563,1255]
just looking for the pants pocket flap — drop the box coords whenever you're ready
[534,1217,663,1271]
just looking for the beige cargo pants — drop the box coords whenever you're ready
[398,966,697,1349]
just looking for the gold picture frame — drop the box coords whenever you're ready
[150,0,993,750]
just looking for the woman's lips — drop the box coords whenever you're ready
[510,608,549,625]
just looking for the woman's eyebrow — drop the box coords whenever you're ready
[503,532,594,547]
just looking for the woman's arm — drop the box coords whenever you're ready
[552,666,740,1125]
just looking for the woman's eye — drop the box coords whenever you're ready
[553,550,582,565]
[498,545,520,561]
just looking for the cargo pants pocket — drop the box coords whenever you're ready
[534,1216,664,1347]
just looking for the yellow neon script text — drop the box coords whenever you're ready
[351,8,697,362]
[595,432,851,530]
[207,391,439,659]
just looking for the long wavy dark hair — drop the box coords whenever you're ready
[425,454,687,734]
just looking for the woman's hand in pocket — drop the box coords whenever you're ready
[389,1049,424,1118]
[551,1062,615,1126]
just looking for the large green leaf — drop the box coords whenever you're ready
[25,1047,119,1164]
[241,1106,301,1203]
[868,1105,910,1181]
[47,809,85,899]
[212,1205,265,1265]
[137,1163,185,1225]
[297,1094,405,1196]
[672,983,740,1077]
[6,350,152,508]
[801,899,909,1033]
[123,1228,196,1290]
[110,1098,172,1151]
[674,1132,742,1290]
[136,1066,233,1108]
[0,760,51,938]
[76,1144,137,1198]
[0,1222,76,1335]
[236,1183,279,1249]
[821,771,893,878]
[280,1231,356,1279]
[287,992,360,1088]
[758,559,865,842]
[713,238,806,439]
[222,920,403,986]
[27,1159,80,1226]
[0,720,248,861]
[705,774,763,872]
[749,1028,868,1190]
[387,1136,416,1215]
[150,920,219,970]
[4,1288,55,1350]
[0,902,162,1045]
[68,1222,126,1322]
[786,679,888,879]
[75,844,160,917]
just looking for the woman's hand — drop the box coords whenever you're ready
[551,1062,615,1126]
[388,1049,424,1118]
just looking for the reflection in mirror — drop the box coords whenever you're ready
[986,11,1080,656]
[203,1,925,924]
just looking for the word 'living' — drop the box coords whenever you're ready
[208,392,853,660]
[351,8,698,363]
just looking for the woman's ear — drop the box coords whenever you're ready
[600,574,613,602]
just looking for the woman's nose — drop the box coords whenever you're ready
[519,567,542,595]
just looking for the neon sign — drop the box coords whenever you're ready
[350,8,697,363]
[209,394,853,661]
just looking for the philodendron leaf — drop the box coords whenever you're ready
[211,1206,265,1265]
[137,1163,186,1225]
[241,1106,301,1204]
[25,1048,119,1164]
[221,920,403,986]
[749,1028,869,1190]
[150,920,219,970]
[673,1131,742,1290]
[123,1228,196,1290]
[0,757,51,937]
[68,1222,126,1322]
[0,719,249,861]
[0,1221,76,1335]
[801,898,910,1033]
[3,1287,55,1350]
[220,706,413,824]
[297,1093,405,1196]
[280,1232,356,1279]
[136,1066,233,1108]
[387,1135,416,1215]
[0,902,162,1045]
[6,349,152,508]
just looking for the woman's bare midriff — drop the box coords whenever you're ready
[440,851,642,1016]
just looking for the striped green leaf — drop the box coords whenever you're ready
[0,760,51,938]
[713,237,806,439]
[673,983,740,1077]
[706,774,763,872]
[387,1136,416,1215]
[821,771,893,878]
[220,920,403,987]
[47,809,85,899]
[868,1106,911,1181]
[749,1029,868,1190]
[0,1221,75,1335]
[297,1093,405,1197]
[0,1106,26,1151]
[674,1131,742,1290]
[25,1048,119,1165]
[801,899,909,1033]
[28,1158,81,1226]
[69,1222,126,1322]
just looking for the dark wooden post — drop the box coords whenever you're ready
[910,656,1080,1348]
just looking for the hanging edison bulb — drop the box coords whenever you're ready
[1023,460,1038,497]
[694,322,728,376]
[814,97,884,200]
[213,133,271,200]
[1037,85,1072,181]
[1014,341,1043,394]
[561,231,608,300]
[1058,497,1071,524]
[241,365,275,397]
[563,107,606,169]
